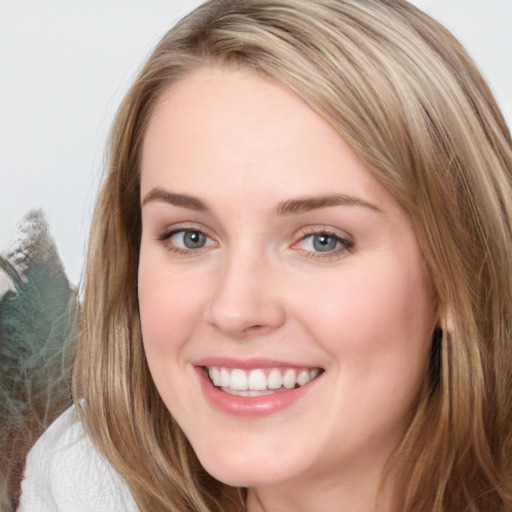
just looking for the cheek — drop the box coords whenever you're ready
[295,256,434,370]
[297,258,434,439]
[137,253,203,356]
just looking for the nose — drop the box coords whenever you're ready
[205,250,286,338]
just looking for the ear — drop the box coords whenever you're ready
[439,305,454,334]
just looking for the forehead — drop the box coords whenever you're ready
[142,65,337,162]
[140,65,393,213]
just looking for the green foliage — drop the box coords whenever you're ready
[0,209,76,511]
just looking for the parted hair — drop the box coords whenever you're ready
[72,0,512,510]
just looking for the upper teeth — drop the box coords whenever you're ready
[207,367,321,391]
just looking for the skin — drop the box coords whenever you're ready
[138,66,436,512]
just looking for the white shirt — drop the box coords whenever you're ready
[18,407,140,512]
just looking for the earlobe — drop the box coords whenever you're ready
[439,306,454,334]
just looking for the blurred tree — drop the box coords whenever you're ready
[0,209,76,511]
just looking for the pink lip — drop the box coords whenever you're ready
[193,359,323,418]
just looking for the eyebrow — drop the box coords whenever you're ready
[276,194,381,215]
[142,187,381,215]
[142,187,209,212]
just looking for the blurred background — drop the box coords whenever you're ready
[0,1,511,510]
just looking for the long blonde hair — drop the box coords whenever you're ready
[72,1,512,510]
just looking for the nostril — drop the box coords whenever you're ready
[243,324,269,335]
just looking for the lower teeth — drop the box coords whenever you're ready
[220,387,277,397]
[219,385,300,397]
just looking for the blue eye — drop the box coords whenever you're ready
[297,231,353,256]
[176,230,207,249]
[311,233,339,252]
[159,229,215,253]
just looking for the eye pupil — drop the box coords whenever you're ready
[183,231,206,248]
[313,234,337,252]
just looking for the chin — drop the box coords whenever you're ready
[194,445,302,488]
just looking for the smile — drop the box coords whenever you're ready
[206,366,322,397]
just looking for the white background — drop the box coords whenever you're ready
[1,0,511,286]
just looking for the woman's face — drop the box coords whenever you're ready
[138,66,435,500]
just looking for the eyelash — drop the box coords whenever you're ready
[156,227,354,259]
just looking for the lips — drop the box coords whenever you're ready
[195,358,324,416]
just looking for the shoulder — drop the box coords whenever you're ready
[18,406,140,512]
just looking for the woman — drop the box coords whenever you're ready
[19,0,512,511]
